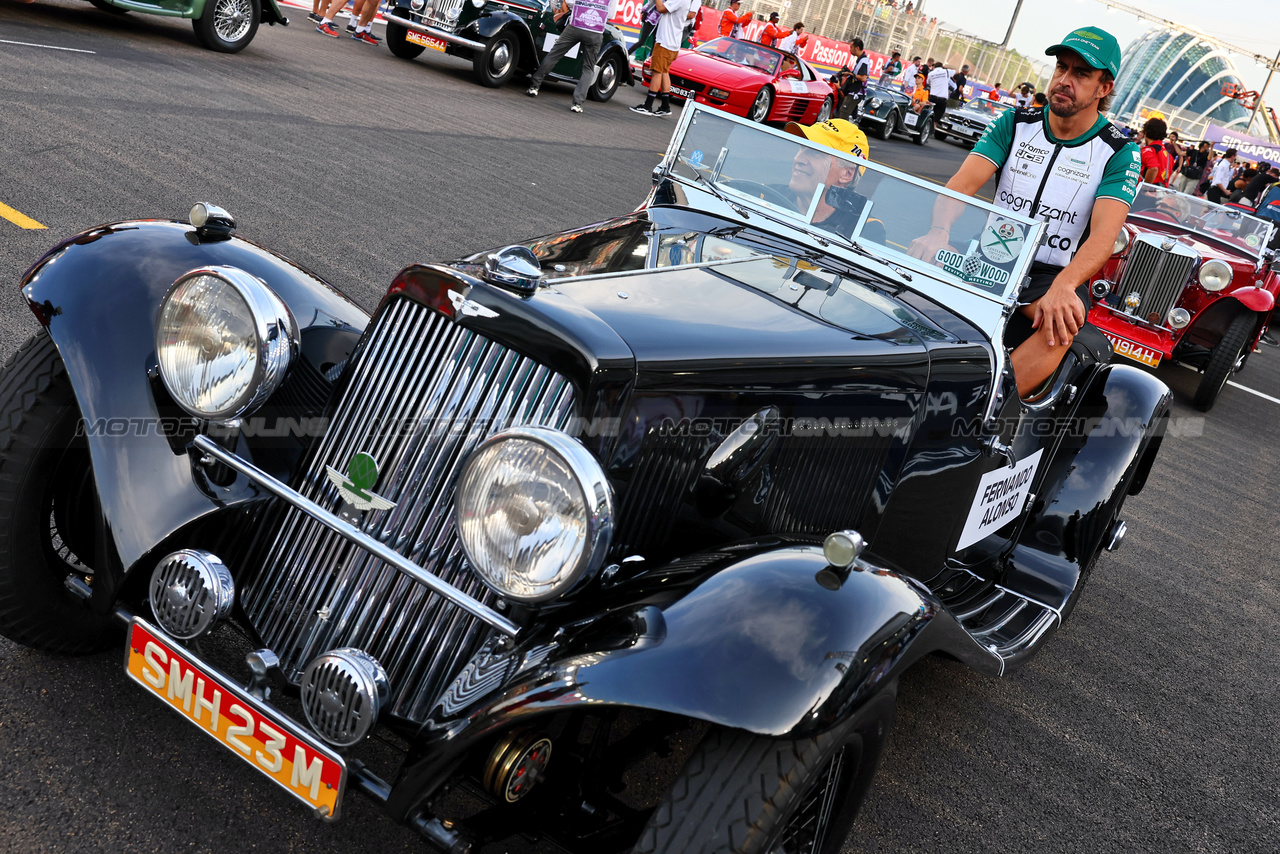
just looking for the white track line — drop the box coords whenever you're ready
[1178,363,1280,406]
[0,38,96,53]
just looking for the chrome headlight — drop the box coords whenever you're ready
[869,98,882,109]
[155,266,296,422]
[1198,259,1233,291]
[410,0,424,9]
[1167,307,1191,328]
[447,4,460,18]
[455,427,613,603]
[1112,228,1130,255]
[470,0,483,7]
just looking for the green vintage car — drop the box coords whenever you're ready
[86,0,288,52]
[384,0,632,99]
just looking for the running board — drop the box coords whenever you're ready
[948,584,1061,672]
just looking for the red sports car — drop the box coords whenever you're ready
[642,37,834,124]
[1087,183,1279,410]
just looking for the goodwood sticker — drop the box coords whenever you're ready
[936,248,1010,291]
[957,449,1043,549]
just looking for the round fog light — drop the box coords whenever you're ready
[149,550,235,640]
[1167,308,1191,328]
[301,649,389,747]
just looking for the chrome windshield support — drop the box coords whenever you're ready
[192,435,520,638]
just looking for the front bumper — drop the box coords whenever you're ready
[384,11,484,51]
[1087,306,1175,367]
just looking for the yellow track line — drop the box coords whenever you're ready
[0,201,46,230]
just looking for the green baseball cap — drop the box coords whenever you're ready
[1045,26,1122,78]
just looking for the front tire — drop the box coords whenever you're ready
[815,96,833,123]
[588,51,624,102]
[1193,312,1255,410]
[635,692,896,854]
[749,86,774,122]
[385,22,426,59]
[473,31,519,88]
[878,111,896,140]
[0,334,116,654]
[193,0,260,53]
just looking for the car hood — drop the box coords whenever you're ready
[1125,217,1260,268]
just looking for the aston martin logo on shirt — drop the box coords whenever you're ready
[326,452,396,512]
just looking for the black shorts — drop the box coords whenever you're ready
[1005,262,1091,349]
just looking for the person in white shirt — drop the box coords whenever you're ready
[925,62,951,127]
[1206,148,1238,204]
[777,22,805,55]
[899,58,918,94]
[1015,83,1033,107]
[630,0,696,117]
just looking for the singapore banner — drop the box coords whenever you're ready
[1203,123,1280,164]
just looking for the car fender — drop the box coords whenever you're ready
[1224,286,1275,314]
[1003,363,1171,616]
[386,544,1000,819]
[19,220,368,610]
[466,12,537,65]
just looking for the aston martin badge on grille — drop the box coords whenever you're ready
[325,452,395,512]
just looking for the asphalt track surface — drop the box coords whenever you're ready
[1,5,1279,853]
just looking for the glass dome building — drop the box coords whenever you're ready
[1110,29,1254,134]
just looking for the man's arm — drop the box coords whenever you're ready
[1034,198,1128,345]
[907,154,998,260]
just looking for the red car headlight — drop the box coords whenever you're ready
[709,88,731,100]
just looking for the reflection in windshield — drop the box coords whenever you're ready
[1129,183,1273,255]
[670,111,1038,301]
[696,37,781,76]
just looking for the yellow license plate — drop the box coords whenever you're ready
[1102,332,1162,368]
[125,619,347,818]
[406,30,447,51]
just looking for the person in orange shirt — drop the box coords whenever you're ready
[759,12,790,47]
[719,0,753,38]
[986,84,1002,101]
[909,72,929,112]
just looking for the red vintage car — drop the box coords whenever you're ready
[1087,183,1279,410]
[641,37,834,124]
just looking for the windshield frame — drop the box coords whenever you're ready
[1128,183,1275,259]
[653,102,1047,427]
[694,37,786,76]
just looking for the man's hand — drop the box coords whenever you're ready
[907,227,951,262]
[1032,279,1086,347]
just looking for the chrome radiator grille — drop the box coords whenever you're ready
[420,0,463,32]
[242,297,576,723]
[1114,238,1196,323]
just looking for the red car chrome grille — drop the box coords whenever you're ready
[1113,237,1197,325]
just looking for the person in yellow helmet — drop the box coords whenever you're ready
[781,119,885,243]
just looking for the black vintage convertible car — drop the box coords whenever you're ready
[384,0,631,97]
[855,81,934,144]
[1,105,1169,853]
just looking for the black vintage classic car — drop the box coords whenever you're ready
[384,0,631,97]
[855,81,933,144]
[1,105,1170,853]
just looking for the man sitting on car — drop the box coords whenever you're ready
[908,26,1140,400]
